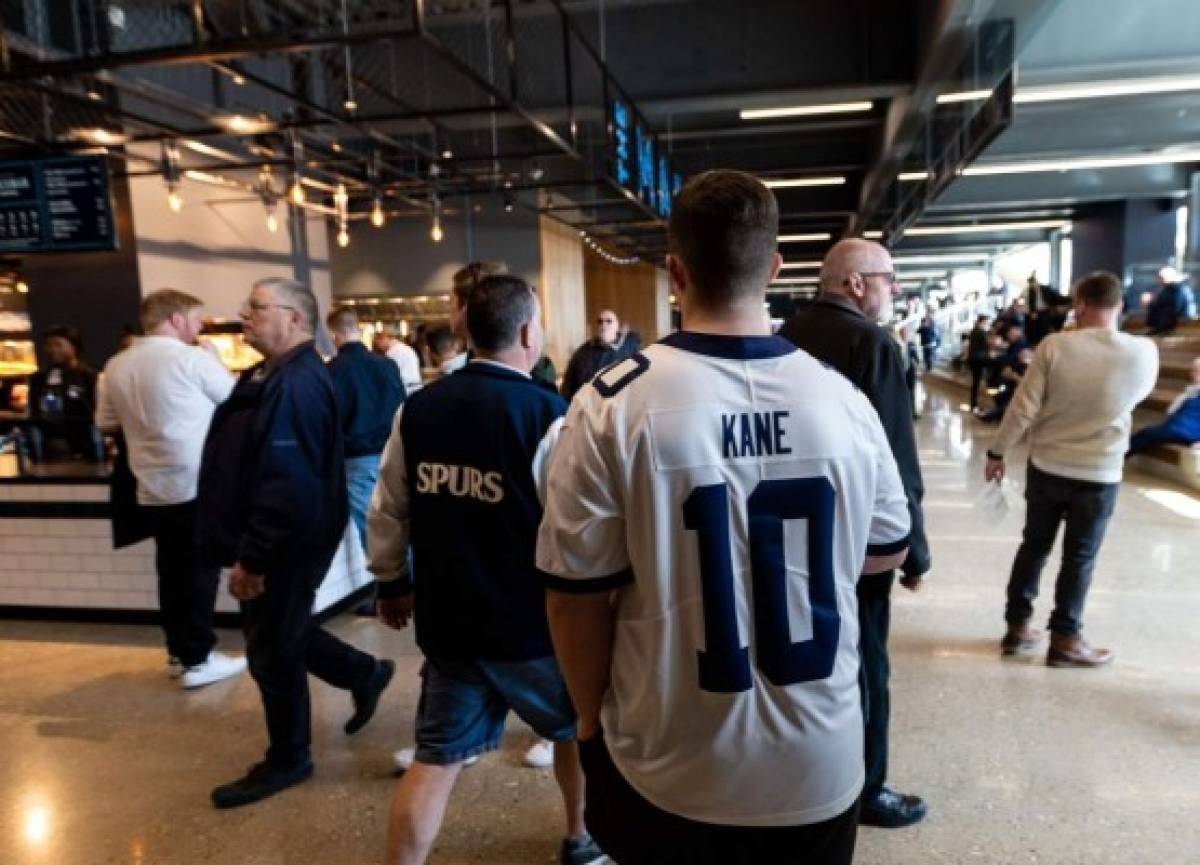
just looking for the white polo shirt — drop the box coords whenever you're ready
[96,336,234,506]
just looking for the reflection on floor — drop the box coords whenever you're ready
[2,382,1199,865]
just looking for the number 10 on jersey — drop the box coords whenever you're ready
[683,477,841,694]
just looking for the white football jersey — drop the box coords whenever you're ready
[537,331,911,827]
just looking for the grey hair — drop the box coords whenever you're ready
[253,277,318,333]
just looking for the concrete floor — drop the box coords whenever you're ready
[2,383,1199,865]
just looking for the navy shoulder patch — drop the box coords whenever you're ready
[591,352,650,398]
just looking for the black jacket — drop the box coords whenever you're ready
[779,295,931,579]
[326,341,405,457]
[197,341,347,578]
[967,326,991,362]
[561,332,642,403]
[396,362,567,661]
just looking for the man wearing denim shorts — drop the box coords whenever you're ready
[368,274,604,865]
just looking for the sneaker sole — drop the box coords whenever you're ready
[181,662,247,690]
[1046,654,1113,668]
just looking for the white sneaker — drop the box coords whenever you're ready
[522,739,554,769]
[167,656,184,679]
[393,747,479,772]
[180,651,247,690]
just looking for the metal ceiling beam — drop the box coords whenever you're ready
[0,26,421,81]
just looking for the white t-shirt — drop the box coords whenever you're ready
[387,340,423,394]
[536,331,911,827]
[96,336,234,505]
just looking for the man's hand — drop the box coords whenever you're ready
[229,562,266,601]
[377,595,414,631]
[985,454,1006,483]
[899,573,923,592]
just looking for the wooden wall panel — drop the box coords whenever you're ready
[537,216,587,372]
[583,248,671,347]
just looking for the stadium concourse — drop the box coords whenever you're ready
[2,383,1197,865]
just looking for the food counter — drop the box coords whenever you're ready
[0,454,371,617]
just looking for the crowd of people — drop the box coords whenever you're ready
[18,168,1194,864]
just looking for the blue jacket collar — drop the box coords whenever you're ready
[660,330,797,360]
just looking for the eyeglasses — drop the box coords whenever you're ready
[596,317,616,325]
[855,271,898,285]
[240,299,296,316]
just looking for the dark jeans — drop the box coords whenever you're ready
[1005,464,1119,637]
[922,345,936,371]
[579,734,858,865]
[968,360,989,409]
[858,571,893,799]
[147,500,218,668]
[241,564,379,769]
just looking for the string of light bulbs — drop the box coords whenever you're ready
[579,231,640,266]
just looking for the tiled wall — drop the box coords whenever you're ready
[0,484,372,613]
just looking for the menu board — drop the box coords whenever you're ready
[0,155,116,253]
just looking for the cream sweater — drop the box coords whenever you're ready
[991,328,1159,483]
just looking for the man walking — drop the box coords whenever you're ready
[967,315,992,412]
[369,275,602,865]
[95,289,244,689]
[917,313,940,372]
[539,170,912,864]
[199,278,394,809]
[779,237,932,829]
[325,307,405,551]
[986,271,1158,667]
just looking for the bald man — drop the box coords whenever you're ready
[560,308,641,403]
[779,238,931,829]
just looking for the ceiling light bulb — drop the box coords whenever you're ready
[344,98,358,112]
[16,280,29,294]
[232,74,246,86]
[430,218,444,243]
[441,149,454,160]
[266,212,279,233]
[371,199,385,227]
[167,189,183,212]
[337,227,350,247]
[290,181,305,206]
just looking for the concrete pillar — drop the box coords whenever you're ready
[1188,171,1200,266]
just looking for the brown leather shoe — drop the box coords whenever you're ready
[1047,634,1113,668]
[1000,623,1044,656]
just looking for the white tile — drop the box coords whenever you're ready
[48,554,82,574]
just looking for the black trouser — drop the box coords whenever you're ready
[147,501,218,668]
[241,564,379,769]
[579,734,858,865]
[858,571,893,800]
[1005,464,1119,637]
[922,345,936,371]
[968,360,989,409]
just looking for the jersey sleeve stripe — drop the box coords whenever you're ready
[539,567,635,594]
[866,534,911,556]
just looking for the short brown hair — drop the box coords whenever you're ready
[466,274,536,353]
[140,289,203,332]
[326,306,359,334]
[451,261,507,307]
[1072,271,1122,310]
[668,170,779,307]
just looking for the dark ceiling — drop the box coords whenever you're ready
[0,0,1197,273]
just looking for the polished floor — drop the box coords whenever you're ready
[2,384,1199,865]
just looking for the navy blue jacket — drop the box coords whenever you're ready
[326,341,406,457]
[779,295,931,579]
[197,341,347,578]
[395,362,566,661]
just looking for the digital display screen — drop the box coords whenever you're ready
[611,97,683,219]
[0,155,116,253]
[613,100,633,188]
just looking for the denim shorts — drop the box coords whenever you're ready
[414,655,577,766]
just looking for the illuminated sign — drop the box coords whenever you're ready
[613,100,633,188]
[0,155,116,253]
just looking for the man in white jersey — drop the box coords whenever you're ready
[986,271,1157,667]
[537,170,911,864]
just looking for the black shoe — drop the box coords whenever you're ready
[345,659,395,735]
[211,760,313,809]
[859,787,927,828]
[560,833,606,865]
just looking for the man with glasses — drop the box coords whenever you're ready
[561,309,642,403]
[199,277,394,808]
[779,238,932,829]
